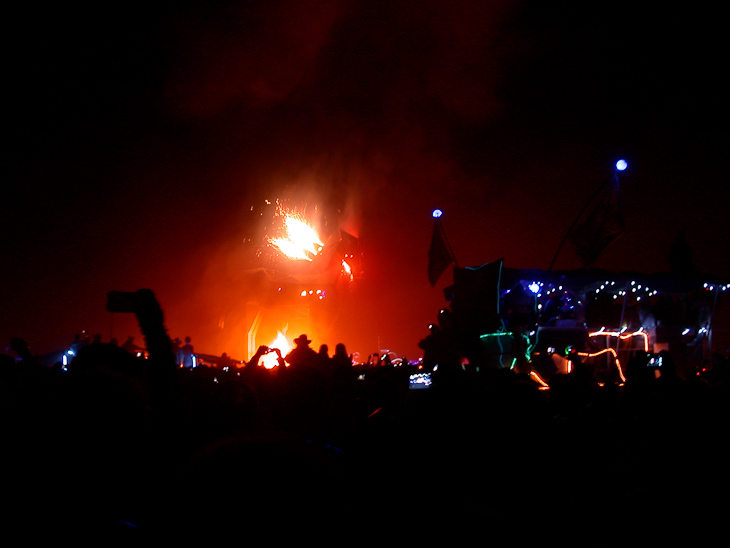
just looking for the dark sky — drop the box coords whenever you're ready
[5,0,728,359]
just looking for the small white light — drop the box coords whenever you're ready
[432,209,443,218]
[616,159,628,171]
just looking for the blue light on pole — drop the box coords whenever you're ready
[616,159,628,171]
[432,209,443,218]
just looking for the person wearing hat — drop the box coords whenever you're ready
[285,334,319,372]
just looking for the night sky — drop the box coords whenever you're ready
[6,1,728,360]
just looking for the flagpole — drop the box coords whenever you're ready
[437,217,459,268]
[706,284,720,361]
[547,161,626,271]
[428,209,459,287]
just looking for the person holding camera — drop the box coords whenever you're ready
[285,334,319,372]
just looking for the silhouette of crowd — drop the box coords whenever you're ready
[2,289,728,541]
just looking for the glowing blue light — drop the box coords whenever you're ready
[616,159,628,171]
[432,209,443,218]
[528,282,540,294]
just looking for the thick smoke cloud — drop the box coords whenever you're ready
[158,0,525,227]
[150,0,526,358]
[6,1,727,358]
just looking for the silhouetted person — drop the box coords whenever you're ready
[9,337,42,379]
[548,348,596,418]
[245,345,266,370]
[285,334,319,372]
[171,337,182,366]
[10,337,35,364]
[181,336,195,368]
[218,352,234,370]
[317,343,337,376]
[418,324,441,371]
[328,343,357,398]
[331,342,353,373]
[332,343,352,369]
[271,347,286,370]
[418,315,461,377]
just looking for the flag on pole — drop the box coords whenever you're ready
[428,220,456,286]
[568,172,624,266]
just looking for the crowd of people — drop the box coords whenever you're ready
[2,289,729,541]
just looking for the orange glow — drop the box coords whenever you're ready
[269,211,323,261]
[588,328,649,352]
[577,348,627,383]
[529,370,551,389]
[260,330,290,369]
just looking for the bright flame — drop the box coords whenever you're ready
[269,213,323,261]
[260,331,291,369]
[342,259,353,281]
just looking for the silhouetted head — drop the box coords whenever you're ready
[294,334,311,347]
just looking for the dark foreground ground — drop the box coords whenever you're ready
[2,349,728,544]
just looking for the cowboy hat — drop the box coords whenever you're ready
[293,334,311,345]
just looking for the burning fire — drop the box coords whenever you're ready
[269,210,323,261]
[342,258,353,281]
[260,330,291,369]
